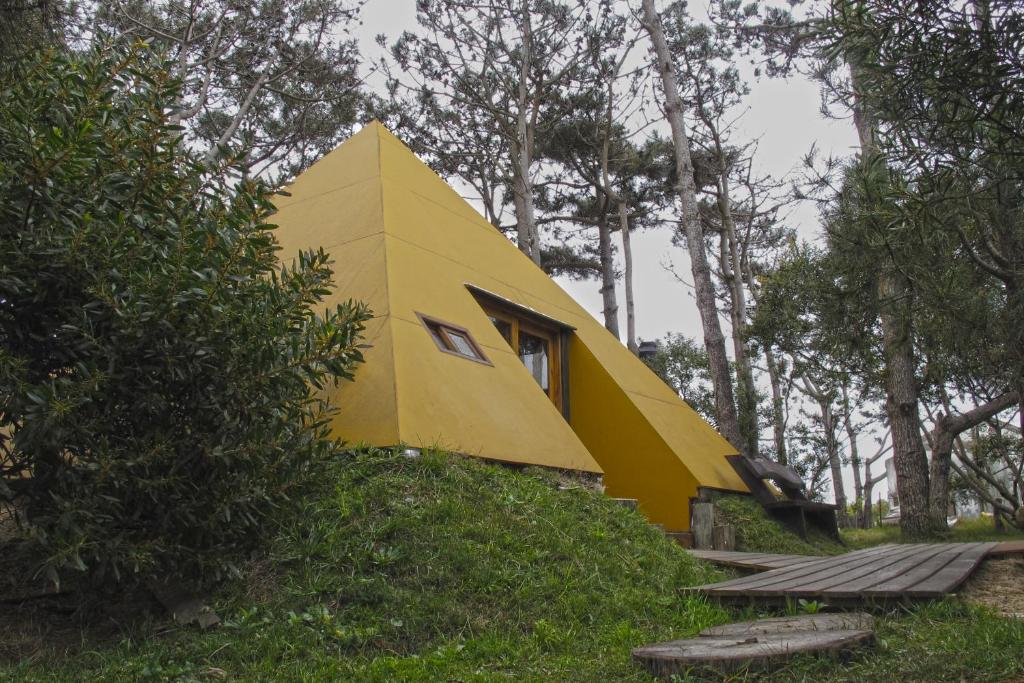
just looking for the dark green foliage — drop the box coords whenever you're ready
[0,44,370,585]
[642,333,718,427]
[0,0,75,58]
[828,1,1024,393]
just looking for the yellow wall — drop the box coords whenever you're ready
[568,338,701,530]
[272,122,748,530]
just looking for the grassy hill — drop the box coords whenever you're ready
[3,448,1023,681]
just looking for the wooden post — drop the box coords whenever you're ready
[712,525,736,551]
[692,501,714,549]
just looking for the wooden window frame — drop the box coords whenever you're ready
[416,312,493,366]
[479,300,565,413]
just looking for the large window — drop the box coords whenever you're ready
[481,303,564,411]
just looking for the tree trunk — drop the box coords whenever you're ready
[798,380,849,528]
[596,132,620,338]
[823,399,849,526]
[619,201,638,354]
[841,384,865,526]
[862,477,876,529]
[849,58,931,539]
[597,208,620,338]
[640,0,741,449]
[764,347,788,465]
[743,252,787,464]
[927,391,1019,529]
[877,267,931,538]
[717,174,758,458]
[512,0,541,266]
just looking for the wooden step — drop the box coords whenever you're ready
[633,613,875,677]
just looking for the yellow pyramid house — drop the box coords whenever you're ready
[272,122,748,531]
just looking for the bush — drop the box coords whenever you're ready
[0,44,370,585]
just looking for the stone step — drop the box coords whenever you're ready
[611,498,639,511]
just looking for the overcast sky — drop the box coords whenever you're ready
[355,1,879,504]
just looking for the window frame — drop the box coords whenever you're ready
[477,299,565,413]
[416,312,493,366]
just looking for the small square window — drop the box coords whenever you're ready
[417,313,492,365]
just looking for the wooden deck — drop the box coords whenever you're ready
[694,542,1000,602]
[686,549,823,572]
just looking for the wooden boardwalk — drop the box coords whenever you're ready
[694,542,1000,602]
[686,550,823,572]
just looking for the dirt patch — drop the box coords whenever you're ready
[0,539,168,665]
[959,556,1024,618]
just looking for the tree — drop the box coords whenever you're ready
[539,20,673,346]
[538,14,640,338]
[92,0,365,180]
[840,383,891,528]
[830,0,1024,531]
[385,0,614,266]
[0,44,370,585]
[642,334,718,426]
[657,5,765,459]
[639,0,742,450]
[949,419,1023,528]
[0,0,77,57]
[720,0,937,536]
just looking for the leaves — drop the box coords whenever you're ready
[0,43,371,586]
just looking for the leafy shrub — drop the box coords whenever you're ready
[0,44,370,585]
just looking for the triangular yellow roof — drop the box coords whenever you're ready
[272,122,747,530]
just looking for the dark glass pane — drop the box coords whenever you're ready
[519,331,549,391]
[489,316,512,344]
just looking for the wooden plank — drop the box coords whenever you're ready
[989,540,1024,556]
[632,630,874,677]
[821,544,953,598]
[759,556,826,569]
[699,613,875,637]
[861,543,970,595]
[695,542,1001,602]
[687,550,822,572]
[700,546,913,598]
[700,545,897,594]
[712,525,736,551]
[688,551,781,563]
[771,544,940,596]
[909,542,998,596]
[697,554,846,590]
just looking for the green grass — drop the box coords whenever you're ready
[842,516,1024,549]
[713,495,845,556]
[3,449,1023,682]
[2,448,731,681]
[769,602,1024,683]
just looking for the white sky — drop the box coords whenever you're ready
[355,1,877,504]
